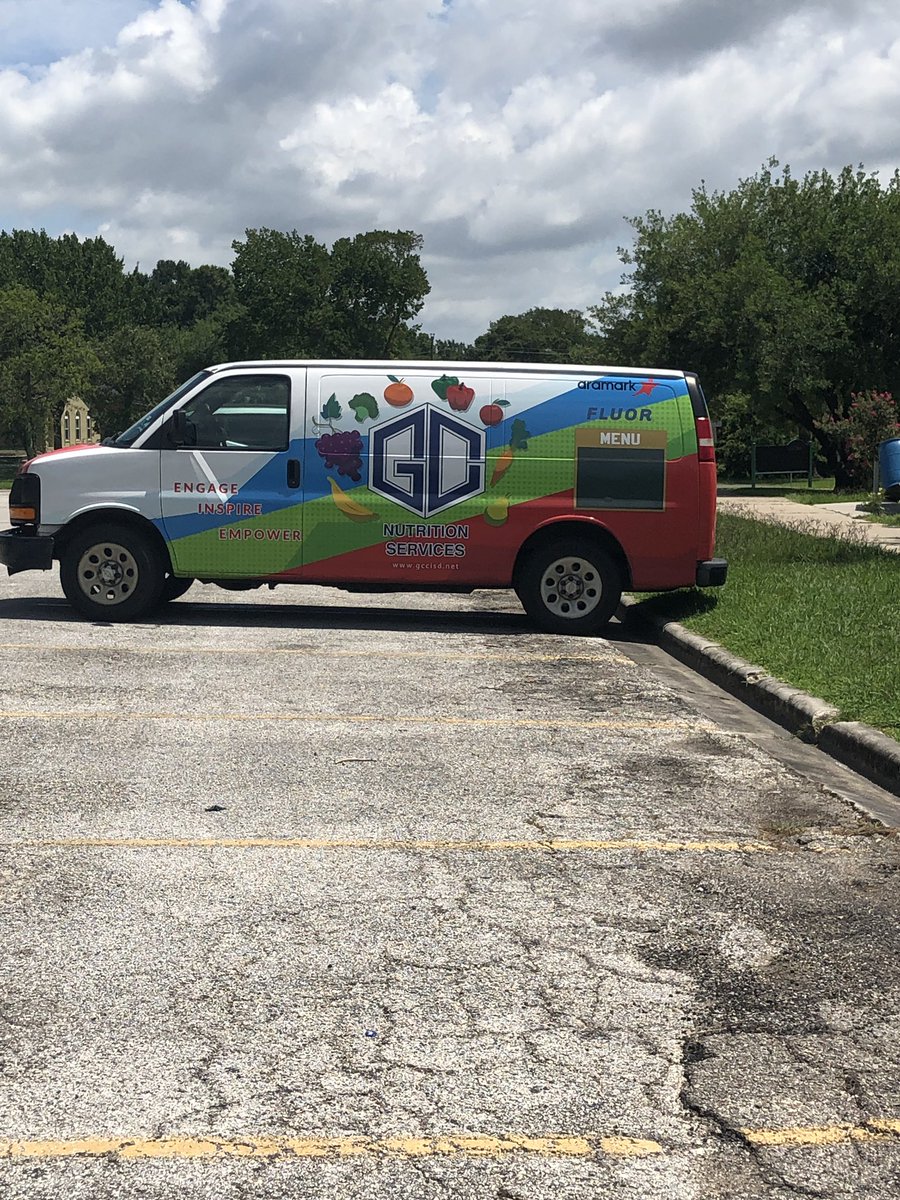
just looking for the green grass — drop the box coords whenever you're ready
[719,475,837,494]
[632,512,900,742]
[0,479,13,490]
[718,479,874,504]
[780,489,872,505]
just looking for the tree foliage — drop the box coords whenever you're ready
[129,259,236,329]
[0,286,98,457]
[712,392,796,480]
[227,229,333,359]
[591,161,900,485]
[473,307,593,363]
[228,228,429,360]
[817,390,900,489]
[0,229,128,337]
[329,231,430,356]
[85,326,175,439]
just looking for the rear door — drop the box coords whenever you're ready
[159,368,305,578]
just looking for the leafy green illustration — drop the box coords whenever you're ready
[321,393,342,421]
[349,392,379,423]
[510,418,531,450]
[431,374,459,401]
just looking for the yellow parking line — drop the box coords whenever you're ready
[8,836,781,853]
[3,1121,899,1161]
[0,642,631,665]
[0,711,700,731]
[0,1132,660,1161]
[743,1119,900,1148]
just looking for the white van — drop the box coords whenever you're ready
[1,359,726,633]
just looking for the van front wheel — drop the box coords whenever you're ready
[60,523,166,621]
[161,574,194,602]
[517,538,623,636]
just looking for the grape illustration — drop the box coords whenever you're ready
[315,429,363,481]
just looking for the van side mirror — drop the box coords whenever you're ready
[169,409,195,447]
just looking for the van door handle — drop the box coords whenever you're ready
[287,459,301,488]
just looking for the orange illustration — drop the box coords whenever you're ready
[384,376,414,406]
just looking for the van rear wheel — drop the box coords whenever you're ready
[517,537,623,636]
[60,523,166,621]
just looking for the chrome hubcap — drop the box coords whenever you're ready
[540,555,602,619]
[77,542,139,606]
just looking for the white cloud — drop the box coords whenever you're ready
[1,0,900,341]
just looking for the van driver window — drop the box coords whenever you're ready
[177,375,290,451]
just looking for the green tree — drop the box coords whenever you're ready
[129,259,236,328]
[162,304,241,382]
[85,326,175,438]
[227,229,334,358]
[712,392,798,480]
[0,229,128,337]
[328,231,430,356]
[818,390,900,488]
[590,162,900,487]
[385,328,476,359]
[227,227,430,359]
[0,285,98,457]
[473,307,595,363]
[433,338,476,361]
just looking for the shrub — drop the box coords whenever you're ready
[710,391,796,479]
[817,390,900,489]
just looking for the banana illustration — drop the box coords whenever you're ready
[328,476,377,521]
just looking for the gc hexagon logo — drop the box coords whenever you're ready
[369,405,485,518]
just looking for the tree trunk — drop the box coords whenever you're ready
[788,392,856,489]
[23,372,37,459]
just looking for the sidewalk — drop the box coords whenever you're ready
[717,494,900,554]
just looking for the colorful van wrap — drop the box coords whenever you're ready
[3,359,725,629]
[153,367,698,590]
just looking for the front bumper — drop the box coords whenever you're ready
[696,558,728,587]
[0,528,55,575]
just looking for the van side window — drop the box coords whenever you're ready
[177,375,290,451]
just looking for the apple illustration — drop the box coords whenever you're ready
[479,401,509,426]
[446,382,475,412]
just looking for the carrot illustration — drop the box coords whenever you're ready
[491,448,514,486]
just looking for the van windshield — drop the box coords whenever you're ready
[110,371,211,447]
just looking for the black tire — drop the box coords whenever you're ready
[161,574,194,603]
[60,522,167,621]
[517,536,623,636]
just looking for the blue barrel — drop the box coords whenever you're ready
[880,437,900,500]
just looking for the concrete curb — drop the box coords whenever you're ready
[617,596,900,799]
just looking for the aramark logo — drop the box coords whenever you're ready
[369,405,485,518]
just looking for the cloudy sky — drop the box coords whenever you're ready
[1,0,899,341]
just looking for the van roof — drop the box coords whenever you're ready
[207,360,687,379]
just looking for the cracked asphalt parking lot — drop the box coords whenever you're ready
[1,549,900,1197]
